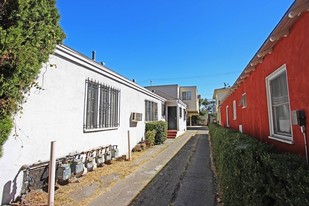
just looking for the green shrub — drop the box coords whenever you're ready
[0,115,13,157]
[145,130,156,146]
[145,121,167,145]
[0,0,65,157]
[209,123,309,206]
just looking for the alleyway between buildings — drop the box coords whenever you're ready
[22,128,217,206]
[130,129,216,206]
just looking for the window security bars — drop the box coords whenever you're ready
[85,79,120,130]
[145,100,158,121]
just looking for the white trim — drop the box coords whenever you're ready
[241,93,247,109]
[226,105,229,127]
[268,136,293,144]
[265,64,293,143]
[233,100,237,120]
[84,127,119,133]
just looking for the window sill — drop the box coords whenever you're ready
[268,135,293,144]
[84,127,119,133]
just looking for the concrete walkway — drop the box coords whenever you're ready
[89,129,209,206]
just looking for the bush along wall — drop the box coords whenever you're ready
[145,129,156,146]
[145,121,167,145]
[209,123,309,206]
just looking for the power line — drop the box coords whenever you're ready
[138,70,240,83]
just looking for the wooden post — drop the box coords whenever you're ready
[127,130,131,161]
[48,141,56,206]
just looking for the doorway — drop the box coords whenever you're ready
[168,106,177,130]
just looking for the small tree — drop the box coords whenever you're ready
[0,0,65,157]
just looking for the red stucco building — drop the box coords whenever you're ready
[220,0,309,157]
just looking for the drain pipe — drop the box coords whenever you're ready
[128,130,131,161]
[301,126,308,165]
[48,141,56,206]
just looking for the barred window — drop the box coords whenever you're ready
[145,100,158,121]
[84,79,120,131]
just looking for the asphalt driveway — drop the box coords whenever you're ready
[130,129,216,206]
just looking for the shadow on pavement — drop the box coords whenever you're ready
[187,126,208,130]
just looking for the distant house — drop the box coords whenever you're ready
[212,87,230,125]
[0,45,167,204]
[219,0,309,157]
[179,86,200,125]
[145,85,199,133]
[145,85,187,138]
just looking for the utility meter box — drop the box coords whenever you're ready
[104,150,112,162]
[57,163,71,181]
[292,110,306,126]
[111,145,119,159]
[71,158,84,177]
[86,157,94,172]
[96,153,105,167]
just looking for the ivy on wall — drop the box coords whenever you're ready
[0,0,65,157]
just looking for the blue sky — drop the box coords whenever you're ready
[56,0,294,100]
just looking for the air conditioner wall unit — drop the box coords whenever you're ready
[131,112,142,122]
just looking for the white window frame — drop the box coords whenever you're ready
[265,64,293,144]
[240,93,247,109]
[233,100,237,120]
[182,91,192,100]
[226,105,229,127]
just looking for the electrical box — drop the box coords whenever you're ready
[292,110,306,126]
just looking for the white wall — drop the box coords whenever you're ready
[0,45,165,204]
[165,100,187,134]
[145,85,179,99]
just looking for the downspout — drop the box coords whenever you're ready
[301,126,308,165]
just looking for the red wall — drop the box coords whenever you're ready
[220,12,309,156]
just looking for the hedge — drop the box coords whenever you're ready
[209,123,309,206]
[145,121,167,145]
[145,129,156,146]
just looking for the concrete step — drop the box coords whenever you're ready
[167,130,178,139]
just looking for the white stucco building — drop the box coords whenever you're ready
[0,45,167,204]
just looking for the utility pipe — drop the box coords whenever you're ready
[301,126,308,165]
[128,130,131,161]
[48,141,56,206]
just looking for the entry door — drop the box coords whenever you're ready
[168,106,177,130]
